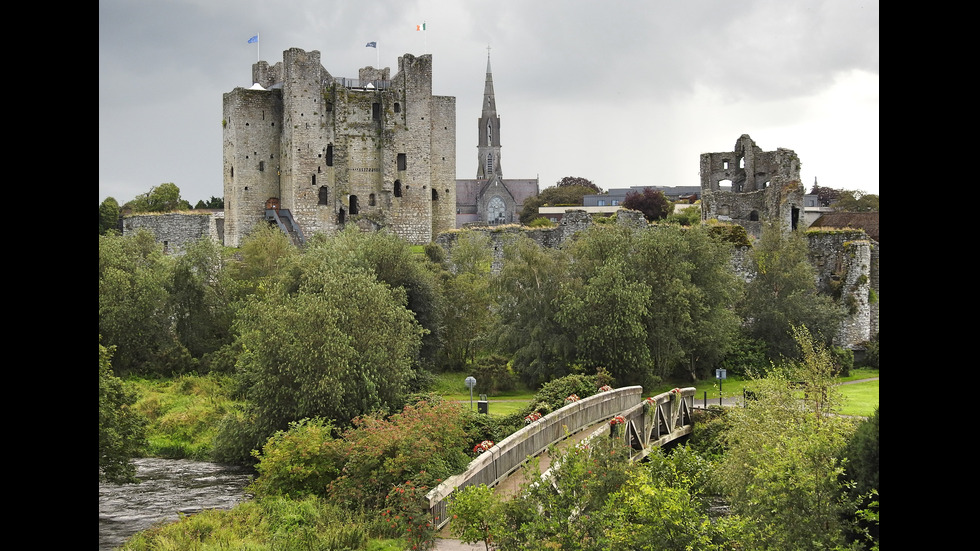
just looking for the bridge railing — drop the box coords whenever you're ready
[425,386,643,528]
[617,387,696,461]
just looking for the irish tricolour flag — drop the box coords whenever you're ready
[416,22,426,31]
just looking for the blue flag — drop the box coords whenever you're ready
[365,41,377,48]
[248,35,258,44]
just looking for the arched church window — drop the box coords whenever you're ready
[487,196,505,224]
[486,153,493,175]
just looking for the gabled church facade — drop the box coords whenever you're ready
[456,54,538,227]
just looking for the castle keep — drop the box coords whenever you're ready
[222,48,456,246]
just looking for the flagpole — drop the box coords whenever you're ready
[257,33,260,62]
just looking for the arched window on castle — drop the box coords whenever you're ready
[318,186,329,206]
[394,180,402,197]
[369,193,376,206]
[431,189,438,201]
[326,144,333,167]
[349,195,359,215]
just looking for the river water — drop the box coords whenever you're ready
[98,458,253,551]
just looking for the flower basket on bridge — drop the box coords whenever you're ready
[609,415,626,437]
[473,440,494,454]
[524,412,542,424]
[565,394,580,403]
[598,385,612,392]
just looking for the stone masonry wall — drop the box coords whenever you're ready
[122,212,223,254]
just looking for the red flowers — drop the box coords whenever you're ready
[473,440,494,454]
[524,412,543,424]
[598,385,612,392]
[609,415,626,426]
[565,394,580,402]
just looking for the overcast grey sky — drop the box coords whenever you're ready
[99,0,878,205]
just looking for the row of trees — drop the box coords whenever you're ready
[100,216,847,464]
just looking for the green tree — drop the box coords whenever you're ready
[742,221,843,359]
[449,484,507,551]
[99,340,147,483]
[555,175,601,193]
[438,233,497,370]
[232,247,425,440]
[492,235,574,386]
[194,196,224,209]
[714,327,858,550]
[665,203,700,226]
[168,237,236,363]
[561,224,740,382]
[308,228,443,366]
[99,229,190,375]
[125,182,192,213]
[495,438,635,550]
[834,189,879,212]
[622,188,672,222]
[99,197,120,235]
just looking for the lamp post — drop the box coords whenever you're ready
[464,376,477,411]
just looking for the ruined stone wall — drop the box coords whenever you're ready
[807,230,877,347]
[122,212,223,254]
[700,135,805,238]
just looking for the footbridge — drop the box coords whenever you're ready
[425,386,696,528]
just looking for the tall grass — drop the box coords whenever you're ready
[130,374,243,460]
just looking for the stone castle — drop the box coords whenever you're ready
[221,47,457,246]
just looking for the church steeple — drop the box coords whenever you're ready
[477,47,502,180]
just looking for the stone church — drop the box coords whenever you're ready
[455,54,538,227]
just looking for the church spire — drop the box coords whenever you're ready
[482,47,496,117]
[477,46,501,180]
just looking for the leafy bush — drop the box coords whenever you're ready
[861,332,879,369]
[99,341,147,483]
[323,400,471,510]
[718,333,769,377]
[381,481,435,550]
[526,216,555,227]
[687,406,731,459]
[472,354,516,395]
[249,418,341,498]
[526,373,599,413]
[831,346,854,377]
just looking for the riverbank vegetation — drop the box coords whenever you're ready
[101,220,878,547]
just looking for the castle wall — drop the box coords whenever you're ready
[807,231,878,346]
[121,212,223,254]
